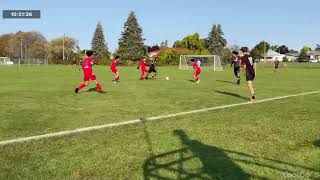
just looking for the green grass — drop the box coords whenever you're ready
[0,63,319,179]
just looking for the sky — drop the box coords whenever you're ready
[1,0,319,52]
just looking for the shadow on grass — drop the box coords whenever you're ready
[186,79,196,83]
[214,90,250,101]
[216,80,235,84]
[143,128,320,180]
[313,139,320,148]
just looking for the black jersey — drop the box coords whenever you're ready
[242,54,255,74]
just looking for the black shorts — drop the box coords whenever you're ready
[246,72,255,81]
[234,67,240,76]
[275,66,279,69]
[148,68,157,73]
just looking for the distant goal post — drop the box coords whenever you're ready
[0,57,13,65]
[179,55,223,71]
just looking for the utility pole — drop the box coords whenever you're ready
[63,33,65,61]
[20,38,23,67]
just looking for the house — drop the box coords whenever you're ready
[307,50,320,60]
[285,53,299,62]
[263,50,285,61]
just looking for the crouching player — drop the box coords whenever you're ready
[138,56,148,80]
[110,55,120,82]
[190,58,201,83]
[75,50,104,93]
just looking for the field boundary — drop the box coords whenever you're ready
[1,90,319,146]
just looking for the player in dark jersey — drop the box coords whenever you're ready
[274,58,280,78]
[231,51,241,85]
[147,59,157,79]
[241,47,256,103]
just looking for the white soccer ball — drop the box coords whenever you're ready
[165,76,169,80]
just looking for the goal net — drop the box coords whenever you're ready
[0,57,13,65]
[179,55,223,71]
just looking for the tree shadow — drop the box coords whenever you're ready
[216,80,235,84]
[313,139,320,148]
[143,128,320,180]
[214,90,250,101]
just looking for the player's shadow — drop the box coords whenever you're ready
[216,80,235,84]
[143,129,251,179]
[186,80,196,82]
[313,139,320,148]
[214,90,250,101]
[87,87,99,92]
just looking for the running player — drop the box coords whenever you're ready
[274,58,280,78]
[138,57,148,80]
[75,50,104,93]
[231,51,241,85]
[190,58,201,83]
[110,55,120,82]
[148,59,157,79]
[241,47,256,103]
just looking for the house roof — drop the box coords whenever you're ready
[266,49,282,57]
[308,50,320,55]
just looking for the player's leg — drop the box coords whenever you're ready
[91,74,103,93]
[75,80,89,93]
[247,80,256,103]
[236,67,241,85]
[140,70,145,80]
[115,71,120,81]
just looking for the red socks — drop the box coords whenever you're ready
[96,83,103,92]
[115,76,119,81]
[78,83,86,89]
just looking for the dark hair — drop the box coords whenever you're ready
[86,50,94,57]
[190,58,195,62]
[240,47,249,53]
[232,51,239,55]
[115,55,120,59]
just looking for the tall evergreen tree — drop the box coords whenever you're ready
[206,24,227,56]
[91,22,110,64]
[118,11,145,62]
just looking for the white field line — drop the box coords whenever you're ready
[0,90,319,146]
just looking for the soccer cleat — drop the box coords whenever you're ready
[237,79,240,85]
[75,88,79,94]
[196,80,200,83]
[250,98,256,103]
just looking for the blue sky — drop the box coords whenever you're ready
[1,0,319,52]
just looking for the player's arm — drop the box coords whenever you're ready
[231,60,234,67]
[253,61,257,75]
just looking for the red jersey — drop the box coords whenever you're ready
[139,58,147,69]
[110,59,118,69]
[192,62,200,71]
[82,57,94,70]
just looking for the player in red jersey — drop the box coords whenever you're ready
[110,55,120,82]
[138,57,148,80]
[75,50,104,93]
[191,58,201,83]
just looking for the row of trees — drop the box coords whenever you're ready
[1,10,319,65]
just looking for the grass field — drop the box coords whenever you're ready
[0,63,320,179]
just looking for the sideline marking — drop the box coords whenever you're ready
[1,91,319,146]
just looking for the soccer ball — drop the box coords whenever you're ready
[165,77,170,80]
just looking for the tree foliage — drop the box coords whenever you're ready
[173,33,209,54]
[300,46,311,57]
[48,36,77,64]
[251,41,270,59]
[91,22,110,65]
[206,24,227,56]
[118,11,145,62]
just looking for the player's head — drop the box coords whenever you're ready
[115,55,120,60]
[232,51,239,57]
[190,58,195,62]
[240,47,249,54]
[86,50,94,57]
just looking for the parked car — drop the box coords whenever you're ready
[310,59,320,63]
